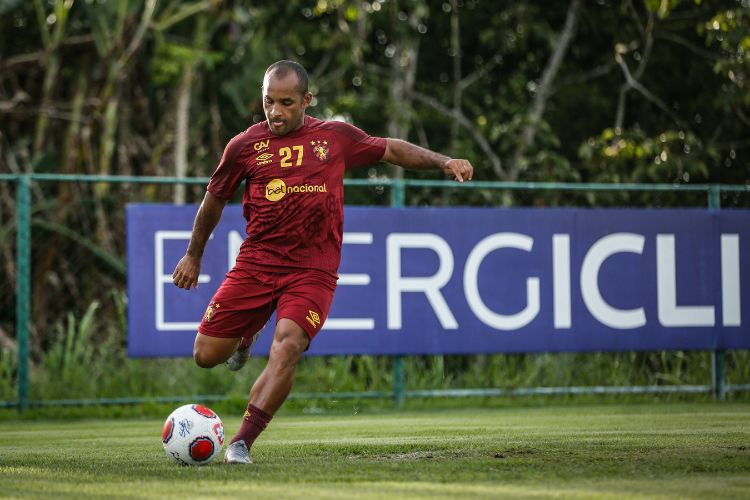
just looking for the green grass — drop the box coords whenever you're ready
[1,403,749,499]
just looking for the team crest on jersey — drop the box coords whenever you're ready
[203,302,220,322]
[310,140,329,161]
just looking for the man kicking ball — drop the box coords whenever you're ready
[172,60,473,464]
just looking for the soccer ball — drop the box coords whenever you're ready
[162,404,225,465]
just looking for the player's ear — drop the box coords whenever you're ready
[302,91,313,108]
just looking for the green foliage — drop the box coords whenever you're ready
[0,348,16,400]
[152,40,201,86]
[643,0,681,18]
[38,301,100,397]
[2,1,750,409]
[579,127,709,184]
[703,6,750,107]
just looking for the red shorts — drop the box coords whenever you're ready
[198,267,337,341]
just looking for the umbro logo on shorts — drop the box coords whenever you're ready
[306,310,321,328]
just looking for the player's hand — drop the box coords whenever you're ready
[172,254,201,289]
[443,158,473,183]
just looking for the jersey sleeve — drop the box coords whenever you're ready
[207,133,249,200]
[331,121,386,169]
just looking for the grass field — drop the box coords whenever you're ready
[1,403,749,499]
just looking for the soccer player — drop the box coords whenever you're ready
[172,60,473,464]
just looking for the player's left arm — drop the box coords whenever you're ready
[382,138,473,183]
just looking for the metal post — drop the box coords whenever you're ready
[391,177,405,208]
[392,357,405,407]
[707,184,725,400]
[16,175,31,411]
[707,184,720,211]
[391,177,406,407]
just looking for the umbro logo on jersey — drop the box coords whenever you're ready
[256,152,274,166]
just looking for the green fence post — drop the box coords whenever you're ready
[391,177,405,208]
[392,357,405,408]
[16,175,31,411]
[708,184,726,400]
[391,178,406,408]
[707,184,720,210]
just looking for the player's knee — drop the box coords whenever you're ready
[269,338,302,363]
[193,348,219,368]
[270,333,306,363]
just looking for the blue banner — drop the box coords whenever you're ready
[126,206,748,357]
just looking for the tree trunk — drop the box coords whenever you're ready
[174,65,195,205]
[31,0,74,159]
[509,0,581,179]
[450,0,461,155]
[386,0,421,187]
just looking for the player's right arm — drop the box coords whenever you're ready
[172,191,228,289]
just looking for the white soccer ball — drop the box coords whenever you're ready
[162,404,225,465]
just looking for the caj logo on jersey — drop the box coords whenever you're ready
[311,140,329,161]
[253,139,270,152]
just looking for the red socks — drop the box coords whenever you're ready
[230,404,273,449]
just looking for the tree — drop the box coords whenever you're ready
[0,0,747,355]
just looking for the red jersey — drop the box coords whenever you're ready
[207,116,386,276]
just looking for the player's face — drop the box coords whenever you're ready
[262,72,312,136]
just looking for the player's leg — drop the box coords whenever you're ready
[248,270,334,412]
[225,270,336,464]
[193,333,241,368]
[248,318,309,412]
[193,269,274,369]
[224,318,308,464]
[225,325,265,371]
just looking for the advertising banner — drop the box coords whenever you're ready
[126,206,748,356]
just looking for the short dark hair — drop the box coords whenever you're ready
[265,60,309,95]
